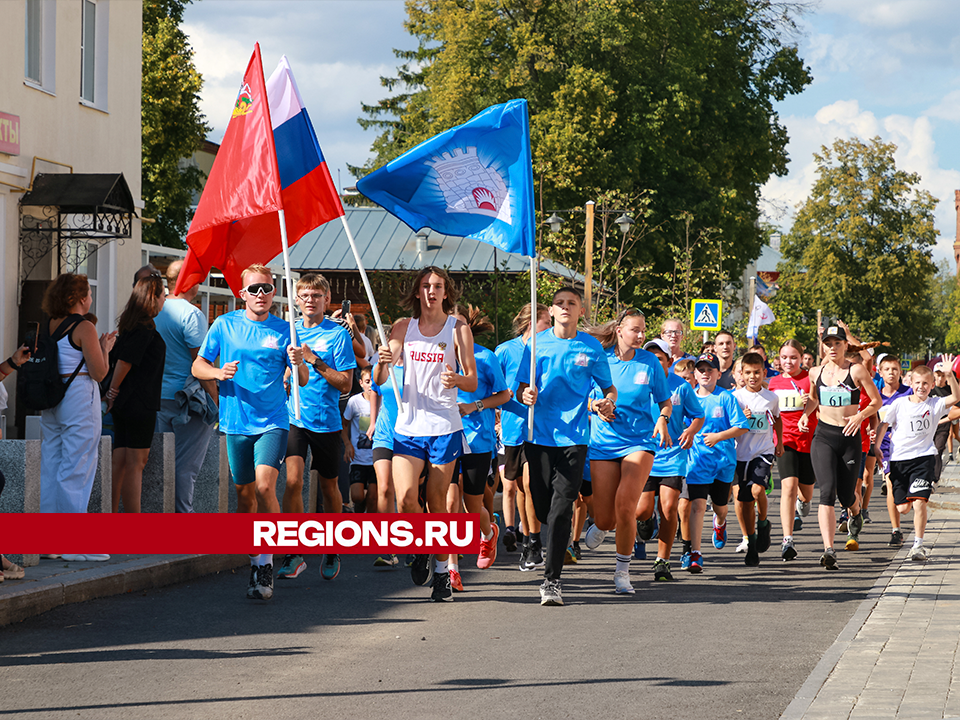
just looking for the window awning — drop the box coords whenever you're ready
[20,172,135,215]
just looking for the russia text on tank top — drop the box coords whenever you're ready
[395,315,463,437]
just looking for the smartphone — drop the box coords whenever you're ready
[341,299,351,315]
[24,321,39,354]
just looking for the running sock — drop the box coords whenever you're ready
[435,559,448,574]
[784,535,793,543]
[913,537,924,546]
[259,554,273,566]
[749,533,757,542]
[615,554,631,574]
[506,525,515,535]
[522,534,530,548]
[482,528,494,541]
[449,558,459,571]
[682,540,692,555]
[530,531,541,546]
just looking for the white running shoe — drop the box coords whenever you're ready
[735,537,749,553]
[910,544,928,562]
[796,498,811,517]
[614,570,635,595]
[584,523,607,550]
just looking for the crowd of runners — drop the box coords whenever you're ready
[3,263,959,606]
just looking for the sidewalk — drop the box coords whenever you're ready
[0,553,247,626]
[783,459,960,720]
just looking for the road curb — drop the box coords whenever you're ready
[0,554,248,627]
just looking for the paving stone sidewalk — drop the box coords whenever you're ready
[784,461,960,720]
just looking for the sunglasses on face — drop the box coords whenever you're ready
[243,282,275,296]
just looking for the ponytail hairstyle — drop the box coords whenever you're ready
[779,339,805,355]
[452,303,494,336]
[512,302,550,337]
[587,307,644,352]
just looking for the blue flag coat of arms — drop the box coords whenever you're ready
[356,99,535,258]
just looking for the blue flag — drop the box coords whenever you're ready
[357,99,535,258]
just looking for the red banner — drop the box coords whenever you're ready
[0,514,481,555]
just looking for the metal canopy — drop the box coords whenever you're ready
[19,172,136,291]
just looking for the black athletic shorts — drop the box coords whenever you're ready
[643,475,684,493]
[735,455,774,502]
[372,447,393,464]
[777,446,816,486]
[459,452,492,496]
[681,479,731,506]
[503,444,525,481]
[285,426,340,479]
[112,407,158,450]
[890,455,936,505]
[349,464,376,486]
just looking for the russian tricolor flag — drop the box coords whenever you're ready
[266,56,344,246]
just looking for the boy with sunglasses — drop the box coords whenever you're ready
[193,265,307,601]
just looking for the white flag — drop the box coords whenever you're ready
[747,295,775,340]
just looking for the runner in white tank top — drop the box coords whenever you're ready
[394,314,463,436]
[374,267,478,602]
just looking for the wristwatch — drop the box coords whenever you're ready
[475,400,484,413]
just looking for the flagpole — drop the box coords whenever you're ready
[749,275,756,346]
[277,209,302,420]
[339,215,404,411]
[527,254,537,442]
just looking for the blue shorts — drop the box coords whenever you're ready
[226,428,289,486]
[590,444,656,462]
[394,431,465,465]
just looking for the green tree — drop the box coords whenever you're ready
[142,0,210,248]
[778,137,939,353]
[355,0,811,298]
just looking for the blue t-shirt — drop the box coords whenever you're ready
[199,311,294,435]
[288,318,356,433]
[651,373,706,477]
[459,344,509,455]
[372,365,404,451]
[517,328,613,447]
[685,386,749,484]
[495,335,530,447]
[155,298,207,401]
[589,348,670,459]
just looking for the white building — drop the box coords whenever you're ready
[0,0,144,437]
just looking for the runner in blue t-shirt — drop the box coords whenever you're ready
[448,305,511,591]
[678,353,749,573]
[277,273,356,582]
[875,354,913,548]
[518,287,615,606]
[638,339,705,581]
[495,303,551,571]
[580,310,671,595]
[193,264,306,602]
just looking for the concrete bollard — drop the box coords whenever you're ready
[139,432,175,513]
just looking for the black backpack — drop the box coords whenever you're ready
[19,315,87,411]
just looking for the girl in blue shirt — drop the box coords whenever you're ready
[583,309,672,595]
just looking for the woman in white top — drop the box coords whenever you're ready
[39,274,116,514]
[374,266,477,602]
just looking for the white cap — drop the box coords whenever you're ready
[876,353,888,366]
[643,338,671,356]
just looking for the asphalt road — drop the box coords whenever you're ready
[0,496,897,720]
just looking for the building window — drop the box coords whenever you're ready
[79,0,108,109]
[24,0,55,93]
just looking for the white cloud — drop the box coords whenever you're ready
[763,99,960,264]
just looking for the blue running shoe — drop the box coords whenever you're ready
[689,551,703,573]
[712,520,727,549]
[633,540,647,560]
[321,554,340,581]
[680,551,692,571]
[277,554,306,579]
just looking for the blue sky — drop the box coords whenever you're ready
[183,0,960,266]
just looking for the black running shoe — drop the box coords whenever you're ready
[411,554,431,586]
[519,544,532,571]
[530,543,545,569]
[572,541,582,561]
[889,529,904,548]
[253,563,273,600]
[637,517,656,543]
[820,548,838,570]
[503,528,518,553]
[757,519,772,553]
[653,558,674,581]
[431,571,453,602]
[246,565,259,599]
[745,536,760,567]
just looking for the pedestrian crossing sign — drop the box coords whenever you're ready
[690,299,722,331]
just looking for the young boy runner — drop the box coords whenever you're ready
[875,358,959,560]
[874,354,913,547]
[518,288,615,606]
[639,339,704,580]
[280,274,356,582]
[343,366,377,513]
[679,352,749,572]
[192,265,307,601]
[732,352,783,566]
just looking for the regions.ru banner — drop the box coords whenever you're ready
[0,514,480,555]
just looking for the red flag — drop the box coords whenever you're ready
[174,44,283,296]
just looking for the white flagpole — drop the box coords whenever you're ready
[277,209,301,420]
[339,215,404,411]
[527,254,537,442]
